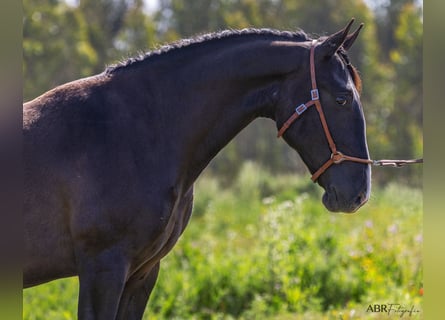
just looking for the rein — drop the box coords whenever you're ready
[277,41,423,182]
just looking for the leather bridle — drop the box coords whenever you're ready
[277,40,373,182]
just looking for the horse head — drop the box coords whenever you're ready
[276,20,371,213]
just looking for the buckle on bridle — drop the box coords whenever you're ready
[311,89,319,101]
[331,152,345,164]
[295,104,307,115]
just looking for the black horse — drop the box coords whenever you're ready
[24,20,370,319]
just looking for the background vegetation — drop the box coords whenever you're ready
[23,164,423,319]
[23,0,423,319]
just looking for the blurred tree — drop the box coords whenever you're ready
[374,0,417,57]
[23,0,157,100]
[157,0,227,39]
[391,2,422,125]
[23,0,97,100]
[387,2,423,185]
[113,0,157,54]
[79,0,128,63]
[361,0,422,185]
[78,0,157,71]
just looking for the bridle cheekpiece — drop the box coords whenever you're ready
[277,40,373,182]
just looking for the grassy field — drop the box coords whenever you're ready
[23,162,423,319]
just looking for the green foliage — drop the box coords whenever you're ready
[150,168,423,319]
[23,276,78,320]
[23,0,98,100]
[23,0,157,100]
[23,164,422,319]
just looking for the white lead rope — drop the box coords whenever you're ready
[372,158,423,167]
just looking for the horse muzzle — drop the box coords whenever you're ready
[322,184,370,213]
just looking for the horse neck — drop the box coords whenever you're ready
[134,39,307,188]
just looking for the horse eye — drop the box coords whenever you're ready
[336,96,348,106]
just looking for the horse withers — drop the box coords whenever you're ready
[24,20,370,319]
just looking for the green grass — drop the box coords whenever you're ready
[23,162,423,319]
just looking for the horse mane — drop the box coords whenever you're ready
[105,28,311,74]
[105,28,361,92]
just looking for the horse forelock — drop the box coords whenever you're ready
[350,65,362,94]
[105,28,311,74]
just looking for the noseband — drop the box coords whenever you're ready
[277,40,372,182]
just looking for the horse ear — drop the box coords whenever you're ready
[343,23,364,51]
[318,19,355,57]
